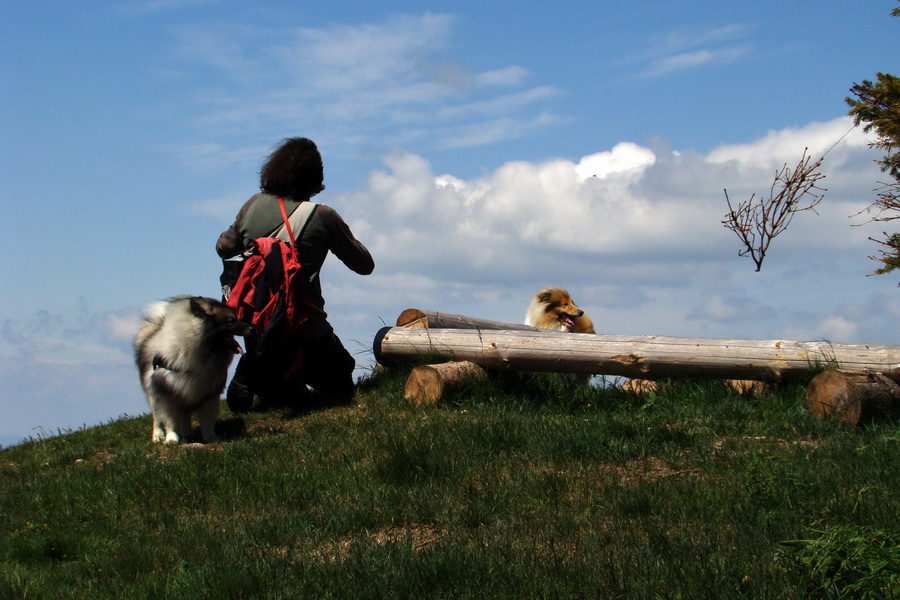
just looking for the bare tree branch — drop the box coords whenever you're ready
[722,149,827,272]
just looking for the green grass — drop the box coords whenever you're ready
[2,369,898,599]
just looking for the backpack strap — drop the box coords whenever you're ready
[278,196,297,246]
[275,197,318,248]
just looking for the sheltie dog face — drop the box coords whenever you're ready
[525,287,595,334]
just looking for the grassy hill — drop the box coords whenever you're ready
[2,368,898,599]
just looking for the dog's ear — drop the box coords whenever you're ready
[537,290,553,304]
[189,297,213,319]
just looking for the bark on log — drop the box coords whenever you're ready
[404,361,488,406]
[373,326,900,383]
[806,369,900,425]
[396,308,538,331]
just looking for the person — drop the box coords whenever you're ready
[216,137,374,409]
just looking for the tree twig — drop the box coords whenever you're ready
[722,148,827,271]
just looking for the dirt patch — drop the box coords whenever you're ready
[308,523,447,563]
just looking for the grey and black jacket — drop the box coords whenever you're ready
[216,193,374,311]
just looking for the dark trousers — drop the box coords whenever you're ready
[230,329,355,409]
[297,330,356,397]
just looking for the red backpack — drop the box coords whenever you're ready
[225,197,319,377]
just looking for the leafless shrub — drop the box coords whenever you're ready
[722,148,827,271]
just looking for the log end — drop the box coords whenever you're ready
[403,361,488,406]
[372,326,393,366]
[806,369,900,426]
[396,308,428,328]
[404,365,444,406]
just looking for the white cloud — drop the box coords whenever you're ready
[0,307,140,367]
[642,46,751,78]
[115,0,219,16]
[347,118,879,281]
[781,314,862,343]
[436,112,561,149]
[283,15,456,92]
[330,116,894,348]
[475,65,530,88]
[189,191,252,221]
[0,305,154,444]
[575,142,656,180]
[167,141,265,174]
[164,14,561,160]
[817,315,861,341]
[629,24,754,79]
[707,117,870,168]
[437,86,558,121]
[687,294,775,323]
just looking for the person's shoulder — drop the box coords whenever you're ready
[312,203,343,222]
[253,192,280,205]
[241,192,269,210]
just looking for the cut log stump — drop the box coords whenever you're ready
[806,369,900,426]
[404,361,488,406]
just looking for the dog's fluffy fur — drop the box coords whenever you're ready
[525,287,595,334]
[134,296,251,443]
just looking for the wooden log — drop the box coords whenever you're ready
[806,369,900,425]
[396,308,538,331]
[373,326,900,383]
[403,361,488,406]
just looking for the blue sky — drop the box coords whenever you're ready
[2,0,899,447]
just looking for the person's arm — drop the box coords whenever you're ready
[319,205,374,275]
[216,226,243,259]
[216,196,257,258]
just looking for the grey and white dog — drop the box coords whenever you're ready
[134,296,252,443]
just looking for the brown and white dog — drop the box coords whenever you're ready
[525,287,595,334]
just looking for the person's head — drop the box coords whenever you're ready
[259,137,325,200]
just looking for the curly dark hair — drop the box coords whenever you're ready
[259,137,325,200]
